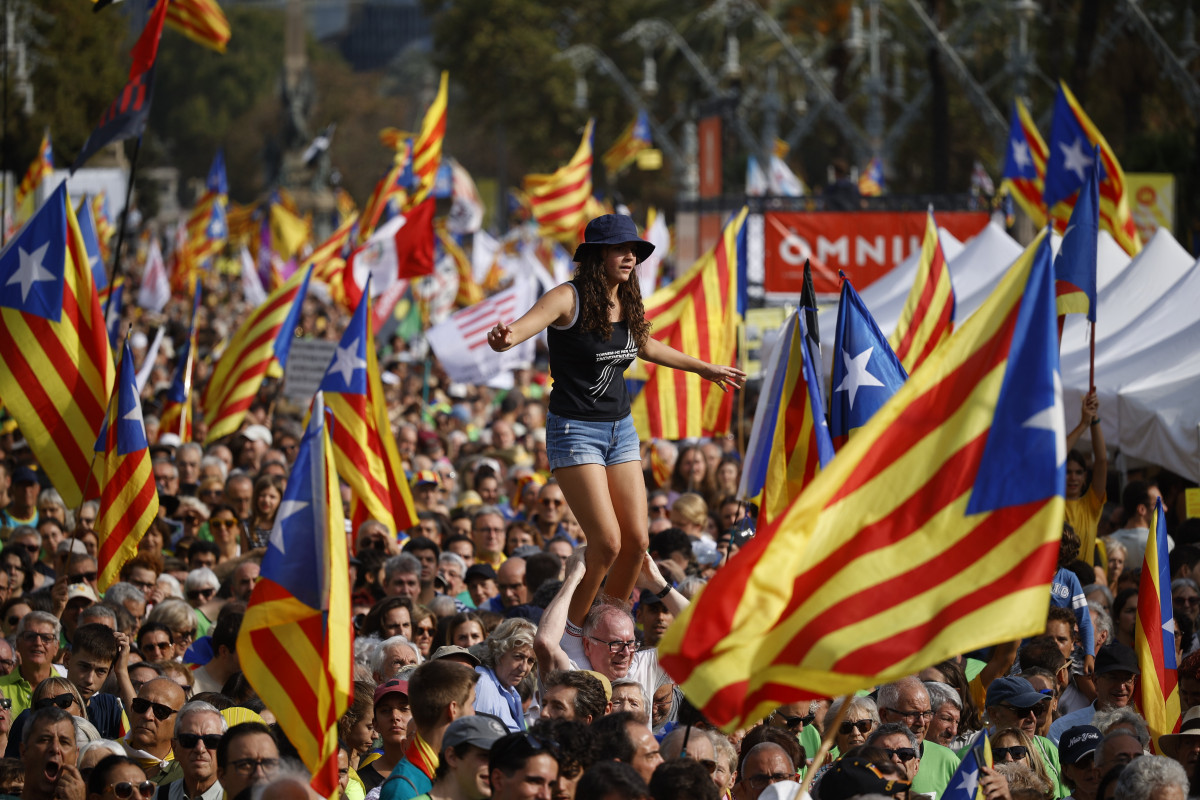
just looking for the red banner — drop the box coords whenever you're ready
[763,211,989,295]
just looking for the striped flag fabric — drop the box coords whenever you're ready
[1054,148,1100,323]
[888,209,955,374]
[1044,82,1141,256]
[408,71,448,208]
[359,163,408,241]
[158,281,201,443]
[320,281,418,537]
[94,335,159,592]
[524,120,595,245]
[738,311,833,526]
[184,150,229,269]
[75,197,108,304]
[91,194,115,262]
[161,0,231,53]
[602,110,652,174]
[202,266,312,443]
[426,278,537,385]
[1136,497,1181,746]
[829,275,907,449]
[858,156,885,196]
[630,208,747,440]
[1000,99,1049,228]
[238,392,352,797]
[15,132,53,224]
[0,183,114,507]
[659,231,1066,730]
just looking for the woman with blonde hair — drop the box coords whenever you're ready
[989,727,1055,796]
[670,493,712,541]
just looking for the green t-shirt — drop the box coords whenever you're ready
[911,739,961,799]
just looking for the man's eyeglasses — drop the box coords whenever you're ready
[68,572,97,585]
[414,625,436,637]
[19,631,55,645]
[187,588,215,601]
[772,710,815,730]
[541,498,564,507]
[746,772,797,792]
[209,519,237,529]
[176,732,223,750]
[882,747,919,763]
[173,629,196,643]
[33,693,74,711]
[131,697,178,721]
[142,640,172,653]
[993,745,1029,761]
[1002,702,1050,718]
[885,708,933,723]
[839,719,873,735]
[230,758,281,776]
[649,504,670,516]
[586,636,638,654]
[107,781,156,799]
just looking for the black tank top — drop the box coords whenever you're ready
[547,283,640,421]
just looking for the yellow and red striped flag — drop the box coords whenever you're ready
[660,231,1066,731]
[319,283,418,537]
[1136,498,1181,746]
[91,194,115,262]
[999,99,1048,228]
[0,183,114,508]
[407,71,448,208]
[158,281,201,443]
[305,213,359,310]
[359,163,408,242]
[888,209,955,374]
[184,150,228,269]
[95,335,159,591]
[1044,82,1141,256]
[164,0,231,53]
[602,110,652,175]
[202,266,312,443]
[15,131,53,225]
[630,208,747,440]
[524,120,595,245]
[238,392,351,796]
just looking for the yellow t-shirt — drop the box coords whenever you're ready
[1064,488,1105,572]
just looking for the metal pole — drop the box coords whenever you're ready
[2,0,9,248]
[105,136,143,320]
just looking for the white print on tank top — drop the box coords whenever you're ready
[587,329,638,403]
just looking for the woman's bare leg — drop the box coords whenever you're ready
[555,463,622,625]
[602,460,650,606]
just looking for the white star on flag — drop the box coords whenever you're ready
[954,765,980,796]
[123,394,144,426]
[1021,370,1066,467]
[8,242,54,303]
[268,499,309,554]
[835,346,885,408]
[327,338,366,386]
[1059,137,1094,182]
[1012,139,1031,171]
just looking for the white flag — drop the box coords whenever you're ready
[137,238,170,313]
[447,158,485,235]
[135,326,165,394]
[240,246,268,306]
[472,229,500,285]
[346,213,407,299]
[426,279,537,385]
[638,212,670,297]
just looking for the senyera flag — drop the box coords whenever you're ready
[888,208,955,375]
[660,231,1066,731]
[238,392,352,796]
[1136,497,1181,748]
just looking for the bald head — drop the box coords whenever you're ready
[496,557,527,608]
[739,743,795,800]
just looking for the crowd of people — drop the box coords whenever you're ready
[0,214,1198,800]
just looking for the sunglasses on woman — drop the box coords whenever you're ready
[993,745,1029,761]
[33,693,74,711]
[107,781,155,799]
[839,719,874,735]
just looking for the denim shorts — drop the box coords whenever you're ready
[546,412,641,470]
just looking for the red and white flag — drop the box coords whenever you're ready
[344,198,434,308]
[137,238,170,312]
[426,278,536,385]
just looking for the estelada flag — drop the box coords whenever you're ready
[1000,99,1048,228]
[1135,498,1181,746]
[660,231,1066,731]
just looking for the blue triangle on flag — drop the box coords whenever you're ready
[0,184,68,321]
[967,236,1065,514]
[96,338,150,455]
[319,285,369,396]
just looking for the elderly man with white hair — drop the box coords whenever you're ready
[169,700,228,800]
[876,676,961,798]
[1114,754,1189,800]
[372,636,421,683]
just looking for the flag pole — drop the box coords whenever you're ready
[1089,321,1095,393]
[105,135,144,321]
[798,695,852,796]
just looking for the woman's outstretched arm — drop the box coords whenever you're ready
[638,338,747,391]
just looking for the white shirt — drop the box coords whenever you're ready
[560,627,664,705]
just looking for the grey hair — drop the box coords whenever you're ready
[480,617,535,670]
[876,676,927,711]
[176,496,210,520]
[79,500,100,518]
[438,551,468,575]
[1092,707,1151,749]
[104,582,146,607]
[185,568,220,593]
[146,598,194,632]
[828,694,881,725]
[79,605,117,626]
[74,717,101,747]
[428,595,457,618]
[384,553,421,580]
[155,574,183,600]
[1114,754,1189,800]
[677,576,708,600]
[23,706,75,744]
[611,677,649,709]
[177,700,228,734]
[994,762,1052,796]
[37,489,72,529]
[866,722,918,750]
[471,504,505,523]
[1089,601,1113,642]
[17,610,61,640]
[178,442,204,461]
[10,526,41,547]
[77,738,124,765]
[924,681,961,712]
[199,456,228,482]
[1083,582,1113,607]
[581,603,634,640]
[1172,578,1200,596]
[372,636,422,678]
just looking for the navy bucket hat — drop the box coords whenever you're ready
[572,214,655,264]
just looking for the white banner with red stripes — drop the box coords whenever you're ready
[426,278,537,385]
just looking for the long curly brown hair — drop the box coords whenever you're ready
[575,247,651,348]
